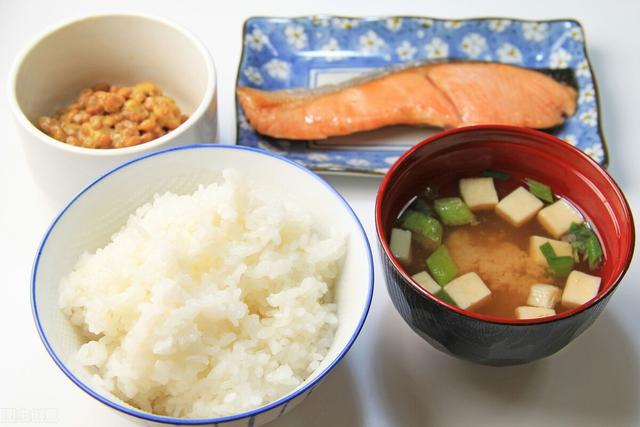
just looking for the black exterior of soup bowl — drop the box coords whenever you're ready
[375,125,634,366]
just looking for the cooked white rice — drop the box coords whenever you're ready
[59,169,345,418]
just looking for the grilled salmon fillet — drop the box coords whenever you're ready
[237,62,577,140]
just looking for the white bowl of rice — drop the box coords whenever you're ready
[31,144,373,426]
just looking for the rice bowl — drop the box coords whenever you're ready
[32,145,373,426]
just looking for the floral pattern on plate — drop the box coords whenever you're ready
[236,16,607,176]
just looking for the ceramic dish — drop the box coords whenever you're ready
[9,13,217,201]
[236,15,607,176]
[32,144,374,426]
[375,125,633,365]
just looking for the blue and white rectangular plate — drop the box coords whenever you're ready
[235,16,607,176]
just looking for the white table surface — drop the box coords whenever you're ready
[1,0,639,426]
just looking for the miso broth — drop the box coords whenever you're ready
[389,171,604,320]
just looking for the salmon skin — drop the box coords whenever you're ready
[237,61,577,140]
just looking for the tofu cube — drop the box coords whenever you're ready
[527,284,562,309]
[495,187,544,227]
[459,177,499,211]
[537,199,584,238]
[411,271,441,294]
[443,272,491,309]
[390,228,411,263]
[529,236,574,265]
[562,270,601,309]
[515,306,556,319]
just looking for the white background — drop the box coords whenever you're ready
[1,1,639,426]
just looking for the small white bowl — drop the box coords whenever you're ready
[31,145,374,427]
[9,13,217,202]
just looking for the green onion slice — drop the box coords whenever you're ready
[427,245,458,286]
[540,242,574,278]
[481,170,511,181]
[434,197,475,226]
[526,178,554,203]
[411,197,434,216]
[568,222,603,270]
[401,210,443,247]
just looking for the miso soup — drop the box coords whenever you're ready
[389,171,604,320]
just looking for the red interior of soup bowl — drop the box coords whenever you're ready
[376,125,635,325]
